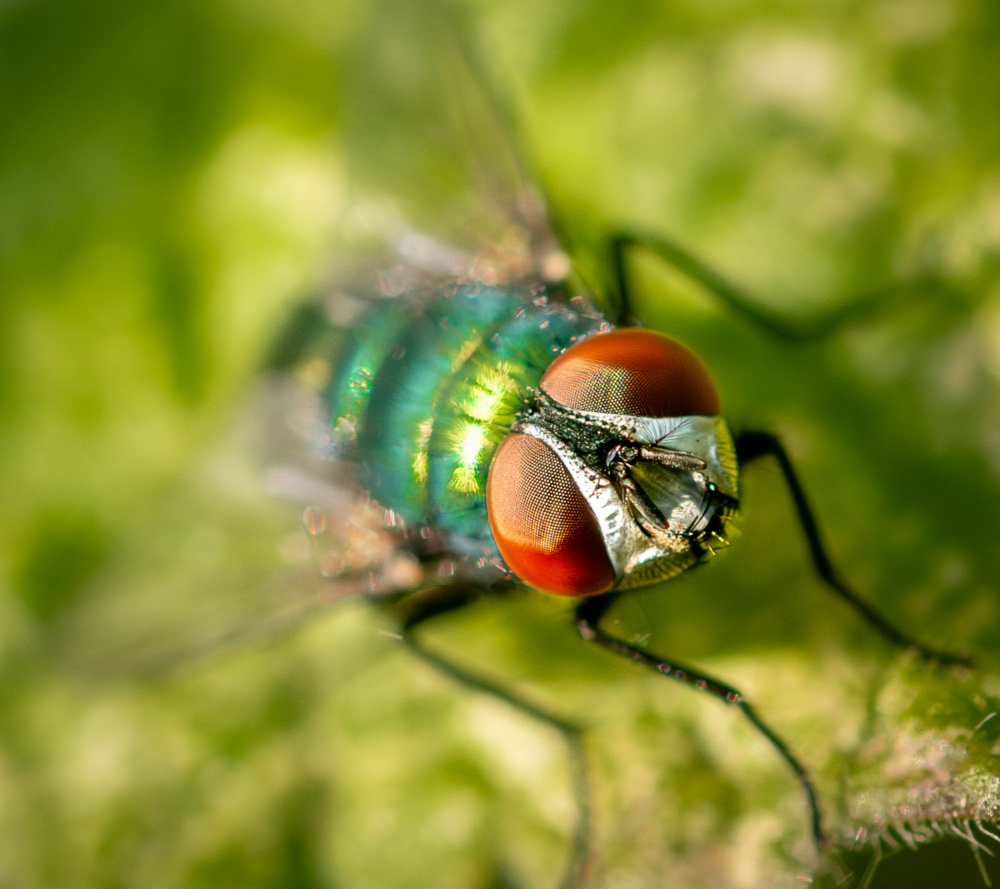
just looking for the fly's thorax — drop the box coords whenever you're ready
[485,327,738,597]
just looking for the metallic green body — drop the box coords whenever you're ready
[326,283,606,552]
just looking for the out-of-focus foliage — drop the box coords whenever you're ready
[1,0,999,887]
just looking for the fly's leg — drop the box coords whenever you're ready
[609,232,971,664]
[394,583,592,889]
[736,430,972,667]
[609,231,944,338]
[575,591,825,849]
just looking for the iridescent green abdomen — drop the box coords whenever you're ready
[327,284,605,551]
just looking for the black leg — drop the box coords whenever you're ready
[395,583,592,889]
[575,592,826,849]
[736,431,971,667]
[610,231,942,339]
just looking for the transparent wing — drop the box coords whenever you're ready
[56,0,558,678]
[341,0,566,285]
[53,377,426,678]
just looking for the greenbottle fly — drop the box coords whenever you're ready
[248,3,975,888]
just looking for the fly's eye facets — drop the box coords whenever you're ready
[540,328,720,417]
[486,433,615,597]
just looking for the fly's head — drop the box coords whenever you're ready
[486,328,739,596]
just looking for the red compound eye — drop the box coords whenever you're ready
[486,433,615,597]
[540,328,719,417]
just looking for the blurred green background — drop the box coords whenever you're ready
[2,0,999,887]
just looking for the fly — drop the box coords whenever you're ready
[259,2,977,886]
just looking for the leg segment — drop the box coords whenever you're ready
[610,231,936,339]
[736,431,970,667]
[396,583,592,889]
[575,592,825,848]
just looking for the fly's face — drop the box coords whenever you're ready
[487,328,739,596]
